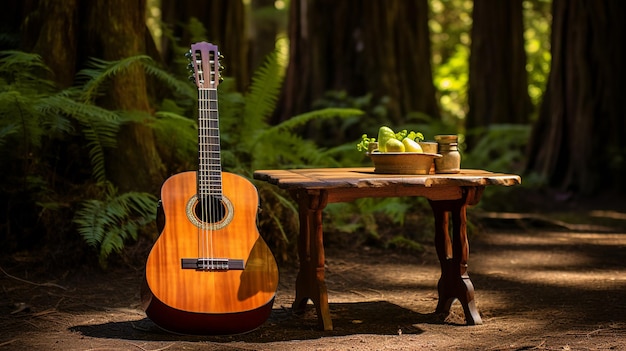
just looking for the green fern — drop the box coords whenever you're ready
[463,124,530,173]
[241,51,284,141]
[205,51,364,260]
[1,50,189,267]
[37,93,122,182]
[218,51,364,175]
[0,123,18,147]
[152,109,199,169]
[73,184,157,267]
[76,55,195,103]
[77,56,151,103]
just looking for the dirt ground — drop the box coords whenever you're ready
[2,192,626,351]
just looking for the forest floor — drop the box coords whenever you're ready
[1,189,626,351]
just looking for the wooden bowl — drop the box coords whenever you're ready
[368,152,442,175]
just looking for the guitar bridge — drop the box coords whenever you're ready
[181,258,245,271]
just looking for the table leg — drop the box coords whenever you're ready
[290,189,333,331]
[429,187,484,325]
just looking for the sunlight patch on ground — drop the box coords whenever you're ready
[475,249,596,272]
[474,230,626,290]
[478,231,626,247]
[503,270,626,287]
[589,210,626,220]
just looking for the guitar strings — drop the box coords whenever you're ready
[210,87,222,270]
[197,49,221,271]
[208,87,216,270]
[200,87,220,270]
[200,87,208,269]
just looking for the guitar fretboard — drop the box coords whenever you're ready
[198,88,222,197]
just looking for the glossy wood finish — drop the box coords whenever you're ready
[143,171,279,335]
[254,168,520,330]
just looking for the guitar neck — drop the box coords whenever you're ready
[198,88,222,197]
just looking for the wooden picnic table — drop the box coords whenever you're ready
[253,167,521,330]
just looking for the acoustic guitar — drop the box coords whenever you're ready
[142,42,279,335]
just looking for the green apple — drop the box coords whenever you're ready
[385,138,405,152]
[402,138,423,153]
[377,126,395,152]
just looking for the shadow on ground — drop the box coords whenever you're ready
[69,300,445,343]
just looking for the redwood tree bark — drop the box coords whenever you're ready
[82,0,165,193]
[277,0,439,124]
[15,0,164,192]
[467,0,531,147]
[526,0,626,195]
[18,0,79,87]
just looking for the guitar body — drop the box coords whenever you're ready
[142,171,279,335]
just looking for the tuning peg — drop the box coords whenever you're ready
[188,75,195,82]
[184,50,192,59]
[187,62,194,72]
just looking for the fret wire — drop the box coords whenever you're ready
[197,88,222,197]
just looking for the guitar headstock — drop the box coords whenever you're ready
[187,42,223,89]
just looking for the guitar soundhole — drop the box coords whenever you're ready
[195,196,226,223]
[186,194,234,230]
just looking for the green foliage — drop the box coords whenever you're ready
[462,124,531,174]
[429,0,473,125]
[0,51,176,266]
[429,0,552,123]
[307,91,459,250]
[433,44,470,125]
[39,93,122,182]
[152,107,199,171]
[77,55,195,104]
[0,123,19,147]
[523,0,552,116]
[216,52,364,176]
[209,52,363,260]
[462,124,547,211]
[73,184,157,268]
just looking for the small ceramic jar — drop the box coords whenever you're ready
[434,135,461,173]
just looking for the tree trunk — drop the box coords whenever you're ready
[277,0,439,123]
[526,0,626,195]
[467,0,531,146]
[82,0,164,193]
[14,0,79,87]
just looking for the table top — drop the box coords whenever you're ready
[253,168,521,190]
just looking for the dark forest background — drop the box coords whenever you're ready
[1,0,624,267]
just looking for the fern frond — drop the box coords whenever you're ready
[153,110,198,166]
[239,51,284,148]
[37,94,122,182]
[266,107,363,132]
[74,189,157,268]
[77,55,195,104]
[464,124,530,173]
[248,107,363,169]
[0,51,57,94]
[98,228,125,267]
[143,62,196,98]
[0,90,45,148]
[77,55,153,103]
[80,118,119,182]
[74,199,110,248]
[0,50,50,74]
[0,123,19,147]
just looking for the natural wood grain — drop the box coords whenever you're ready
[254,167,520,330]
[254,168,521,191]
[143,171,279,334]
